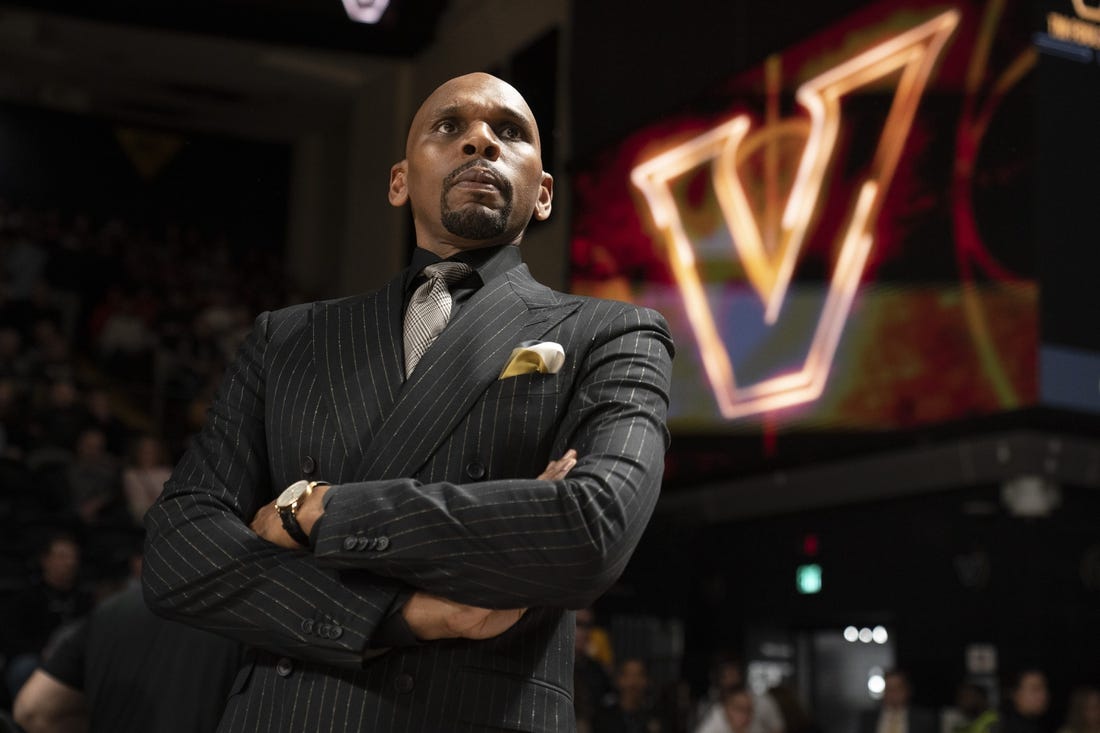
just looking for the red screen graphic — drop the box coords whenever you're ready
[570,0,1037,432]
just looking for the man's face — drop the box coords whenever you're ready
[1013,673,1049,717]
[617,659,649,698]
[41,538,79,590]
[391,73,553,257]
[723,691,754,732]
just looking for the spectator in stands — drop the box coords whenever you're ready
[30,379,86,454]
[856,669,937,733]
[944,682,998,733]
[0,326,31,380]
[695,654,783,733]
[13,584,243,733]
[1059,687,1100,733]
[3,531,92,698]
[575,607,614,733]
[67,426,122,524]
[594,657,663,733]
[697,686,754,733]
[122,434,171,525]
[997,671,1050,733]
[84,388,129,457]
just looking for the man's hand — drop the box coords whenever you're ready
[401,593,526,641]
[537,448,577,480]
[250,484,330,549]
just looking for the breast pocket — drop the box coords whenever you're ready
[485,373,563,401]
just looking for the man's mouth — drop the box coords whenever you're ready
[450,166,504,193]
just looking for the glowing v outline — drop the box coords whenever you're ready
[631,10,960,419]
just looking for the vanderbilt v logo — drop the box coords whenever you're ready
[631,10,959,419]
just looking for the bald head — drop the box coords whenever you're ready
[407,73,542,158]
[389,72,553,258]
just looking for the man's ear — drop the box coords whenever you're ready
[389,161,408,207]
[533,171,553,221]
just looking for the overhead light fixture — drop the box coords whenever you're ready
[342,0,390,24]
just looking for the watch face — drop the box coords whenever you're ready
[276,480,311,510]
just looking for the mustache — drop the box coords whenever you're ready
[442,159,513,198]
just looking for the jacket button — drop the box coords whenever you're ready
[300,618,314,634]
[342,535,358,551]
[375,536,390,551]
[356,536,370,551]
[465,462,485,480]
[301,455,316,475]
[276,657,294,678]
[330,625,343,639]
[318,624,331,638]
[394,673,414,694]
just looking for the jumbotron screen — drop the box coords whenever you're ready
[570,0,1037,432]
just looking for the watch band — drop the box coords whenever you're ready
[278,505,312,547]
[277,481,328,548]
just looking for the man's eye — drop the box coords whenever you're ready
[500,125,524,141]
[437,120,457,133]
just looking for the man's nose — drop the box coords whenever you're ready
[461,122,500,161]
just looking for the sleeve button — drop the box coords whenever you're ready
[342,535,358,551]
[356,536,370,551]
[330,625,343,639]
[300,618,314,634]
[375,536,390,551]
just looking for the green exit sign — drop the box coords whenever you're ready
[796,564,823,594]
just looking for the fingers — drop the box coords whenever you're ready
[537,448,578,480]
[403,593,528,641]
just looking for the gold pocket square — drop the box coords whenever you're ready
[498,341,565,379]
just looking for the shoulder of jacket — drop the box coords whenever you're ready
[556,292,668,327]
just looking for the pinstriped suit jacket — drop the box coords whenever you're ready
[142,261,673,732]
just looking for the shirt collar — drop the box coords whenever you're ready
[403,244,522,294]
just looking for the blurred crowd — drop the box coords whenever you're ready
[0,200,290,709]
[572,608,1100,733]
[1,199,1098,731]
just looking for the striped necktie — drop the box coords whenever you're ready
[403,261,473,377]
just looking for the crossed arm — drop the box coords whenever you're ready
[249,449,576,640]
[143,306,672,663]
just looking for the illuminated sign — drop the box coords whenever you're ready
[630,11,959,420]
[1044,0,1100,52]
[570,0,1037,435]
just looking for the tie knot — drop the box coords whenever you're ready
[422,261,473,286]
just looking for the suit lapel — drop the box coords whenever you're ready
[354,264,579,481]
[313,277,405,461]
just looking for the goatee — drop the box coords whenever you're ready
[440,161,514,240]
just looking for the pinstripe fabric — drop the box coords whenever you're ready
[143,262,674,732]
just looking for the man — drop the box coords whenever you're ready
[142,72,673,732]
[695,687,755,733]
[12,584,242,733]
[943,682,997,733]
[3,531,92,699]
[694,654,783,733]
[996,670,1049,733]
[594,657,663,733]
[857,669,938,733]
